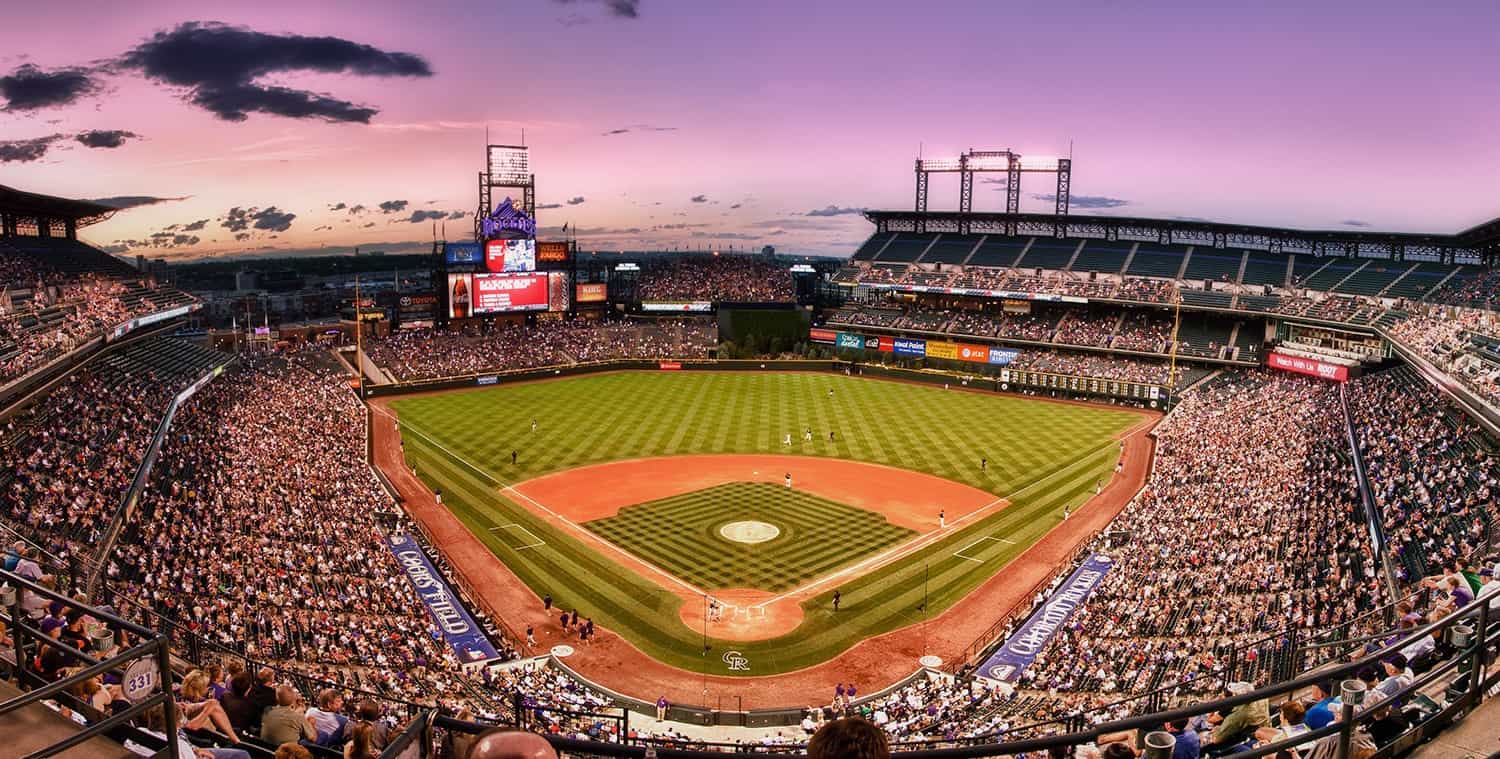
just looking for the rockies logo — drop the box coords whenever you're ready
[722,650,749,671]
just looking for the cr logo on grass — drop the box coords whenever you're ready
[722,651,750,671]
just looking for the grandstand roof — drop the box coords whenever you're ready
[864,210,1500,263]
[0,185,116,227]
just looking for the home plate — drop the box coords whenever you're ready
[551,645,575,658]
[919,655,943,668]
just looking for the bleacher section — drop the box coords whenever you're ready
[851,232,896,261]
[1069,241,1131,274]
[1015,239,1077,270]
[1333,261,1408,296]
[1124,244,1185,278]
[872,234,932,263]
[1388,263,1468,301]
[1180,249,1243,283]
[1289,255,1332,287]
[921,235,981,265]
[967,236,1030,267]
[1240,251,1290,287]
[1178,289,1235,309]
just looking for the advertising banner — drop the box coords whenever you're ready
[537,241,570,263]
[893,337,926,356]
[810,328,838,344]
[836,332,867,351]
[444,242,482,266]
[863,281,1087,304]
[956,343,990,363]
[472,272,549,313]
[988,347,1020,365]
[659,361,682,370]
[485,239,536,273]
[385,534,500,664]
[447,273,473,319]
[865,336,887,352]
[977,554,1114,682]
[641,301,713,312]
[925,341,959,360]
[1267,351,1350,382]
[576,282,608,303]
[547,271,571,312]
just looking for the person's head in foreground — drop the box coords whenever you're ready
[468,729,559,759]
[808,717,890,759]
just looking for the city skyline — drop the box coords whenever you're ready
[1,0,1497,261]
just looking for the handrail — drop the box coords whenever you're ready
[428,588,1498,757]
[1,567,180,759]
[87,356,234,596]
[378,709,437,759]
[1338,381,1402,607]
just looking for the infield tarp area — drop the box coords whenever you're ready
[977,553,1114,681]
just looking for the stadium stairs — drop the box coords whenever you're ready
[0,680,135,759]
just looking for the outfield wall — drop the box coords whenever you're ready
[362,357,1167,412]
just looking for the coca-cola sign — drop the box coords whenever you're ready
[1267,351,1349,382]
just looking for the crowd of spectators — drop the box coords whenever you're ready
[638,256,794,302]
[103,352,510,709]
[1112,312,1173,354]
[365,319,717,381]
[1007,351,1192,387]
[1053,311,1117,348]
[1387,306,1500,408]
[1428,268,1500,309]
[1020,372,1385,697]
[1347,366,1500,584]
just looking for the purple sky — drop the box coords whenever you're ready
[1,1,1497,260]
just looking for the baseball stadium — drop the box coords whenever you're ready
[3,6,1500,759]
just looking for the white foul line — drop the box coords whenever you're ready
[489,523,546,550]
[502,485,711,599]
[953,535,1014,563]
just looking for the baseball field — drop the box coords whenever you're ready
[387,370,1143,676]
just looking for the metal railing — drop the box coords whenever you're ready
[429,592,1498,759]
[0,567,180,759]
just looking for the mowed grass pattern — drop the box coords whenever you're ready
[584,482,917,592]
[391,372,1135,494]
[392,371,1141,675]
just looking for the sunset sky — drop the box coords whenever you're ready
[1,1,1497,260]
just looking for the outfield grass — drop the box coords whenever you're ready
[584,482,917,592]
[392,371,1139,675]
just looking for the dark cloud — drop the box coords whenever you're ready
[362,222,376,228]
[447,211,466,220]
[804,205,867,217]
[0,64,100,111]
[329,202,347,211]
[234,232,251,241]
[378,199,409,214]
[181,218,209,231]
[566,196,586,205]
[404,209,449,224]
[74,129,140,148]
[87,195,189,210]
[601,124,676,136]
[348,204,367,215]
[729,203,742,210]
[117,232,201,249]
[537,203,563,210]
[1031,193,1129,209]
[1340,219,1371,228]
[555,0,640,19]
[654,223,710,230]
[115,21,432,123]
[221,206,297,233]
[0,133,66,163]
[690,195,708,203]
